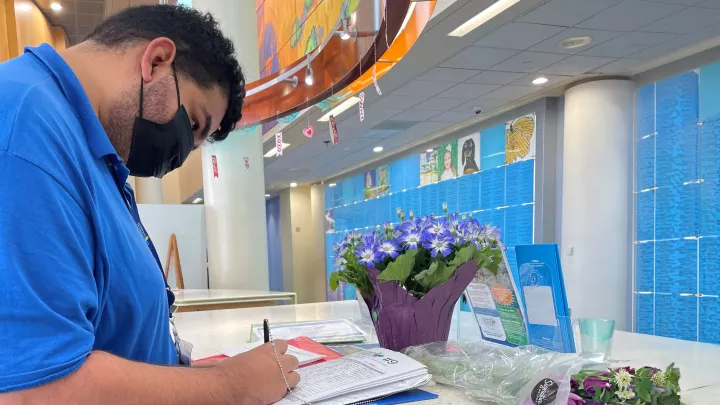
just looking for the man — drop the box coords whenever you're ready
[0,5,299,404]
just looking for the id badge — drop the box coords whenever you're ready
[170,317,193,366]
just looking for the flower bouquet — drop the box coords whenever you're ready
[329,206,504,351]
[568,365,681,405]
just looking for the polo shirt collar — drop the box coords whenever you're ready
[25,44,130,183]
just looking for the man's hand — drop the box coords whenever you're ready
[213,340,300,405]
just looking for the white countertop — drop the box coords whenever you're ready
[175,301,720,403]
[172,289,296,305]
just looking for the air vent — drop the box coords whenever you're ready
[371,120,417,131]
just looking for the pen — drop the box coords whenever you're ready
[263,319,270,343]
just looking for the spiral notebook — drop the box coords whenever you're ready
[273,348,431,405]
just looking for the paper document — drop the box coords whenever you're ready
[224,342,325,366]
[251,319,367,344]
[273,348,430,405]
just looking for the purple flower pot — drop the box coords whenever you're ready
[363,260,477,351]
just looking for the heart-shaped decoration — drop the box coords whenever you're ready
[303,125,314,138]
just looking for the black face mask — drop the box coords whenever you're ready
[126,65,194,178]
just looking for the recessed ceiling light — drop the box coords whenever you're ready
[532,77,549,85]
[448,0,521,37]
[192,197,203,204]
[560,36,592,50]
[290,182,298,188]
[426,148,433,153]
[50,2,62,11]
[373,146,384,153]
[329,183,337,187]
[265,194,271,198]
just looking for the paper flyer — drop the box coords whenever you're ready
[464,252,529,347]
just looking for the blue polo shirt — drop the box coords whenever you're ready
[0,44,177,393]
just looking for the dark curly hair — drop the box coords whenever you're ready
[84,4,244,142]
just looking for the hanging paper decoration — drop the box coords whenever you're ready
[303,124,314,138]
[359,92,365,122]
[317,99,331,110]
[372,65,382,96]
[243,156,249,169]
[278,112,300,124]
[275,132,283,156]
[329,115,339,145]
[212,155,219,178]
[237,125,259,135]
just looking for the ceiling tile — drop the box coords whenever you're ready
[458,97,508,112]
[539,55,617,75]
[367,95,423,111]
[697,0,720,7]
[638,6,720,34]
[416,68,481,82]
[412,97,468,111]
[579,32,678,57]
[530,28,623,54]
[465,70,527,85]
[77,1,104,14]
[391,109,444,121]
[489,51,568,73]
[630,23,720,59]
[436,83,501,99]
[429,111,476,123]
[518,0,621,26]
[508,74,574,86]
[575,0,685,31]
[440,47,519,70]
[391,80,457,97]
[645,0,704,4]
[482,86,538,101]
[590,58,647,74]
[472,23,565,50]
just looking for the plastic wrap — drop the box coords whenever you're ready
[405,341,590,405]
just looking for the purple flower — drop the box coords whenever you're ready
[567,392,586,405]
[400,231,422,250]
[356,246,381,266]
[645,367,662,378]
[583,376,613,395]
[614,366,636,375]
[424,234,453,258]
[377,240,400,260]
[362,233,379,250]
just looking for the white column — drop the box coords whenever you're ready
[135,177,164,204]
[561,79,633,331]
[192,0,269,290]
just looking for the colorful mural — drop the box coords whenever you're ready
[256,0,361,79]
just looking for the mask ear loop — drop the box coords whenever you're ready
[139,76,144,119]
[172,62,180,108]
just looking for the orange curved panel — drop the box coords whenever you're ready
[240,0,436,127]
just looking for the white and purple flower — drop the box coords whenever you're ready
[356,246,381,266]
[424,234,453,258]
[377,240,400,260]
[400,231,422,250]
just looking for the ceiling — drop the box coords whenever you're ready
[33,0,106,44]
[262,0,720,193]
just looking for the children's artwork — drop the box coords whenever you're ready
[465,251,529,347]
[437,140,459,182]
[376,165,390,197]
[420,150,438,186]
[458,133,480,175]
[324,209,335,233]
[505,113,536,164]
[363,169,377,199]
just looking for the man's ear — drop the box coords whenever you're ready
[140,37,177,83]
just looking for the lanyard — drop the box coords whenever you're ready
[105,158,176,317]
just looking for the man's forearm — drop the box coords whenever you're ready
[1,351,241,405]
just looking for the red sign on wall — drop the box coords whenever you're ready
[212,155,218,178]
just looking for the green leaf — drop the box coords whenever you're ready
[449,245,477,267]
[290,19,302,48]
[636,379,653,402]
[329,272,340,291]
[474,246,503,276]
[414,261,458,290]
[378,250,418,284]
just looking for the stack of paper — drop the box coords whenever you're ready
[273,348,432,405]
[250,319,367,344]
[224,342,326,366]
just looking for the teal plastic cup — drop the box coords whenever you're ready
[578,318,615,361]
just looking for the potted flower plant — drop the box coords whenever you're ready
[329,205,504,351]
[566,365,682,405]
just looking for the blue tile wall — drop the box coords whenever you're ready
[635,64,720,343]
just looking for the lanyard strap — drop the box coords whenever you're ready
[105,158,176,316]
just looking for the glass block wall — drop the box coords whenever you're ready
[635,62,720,343]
